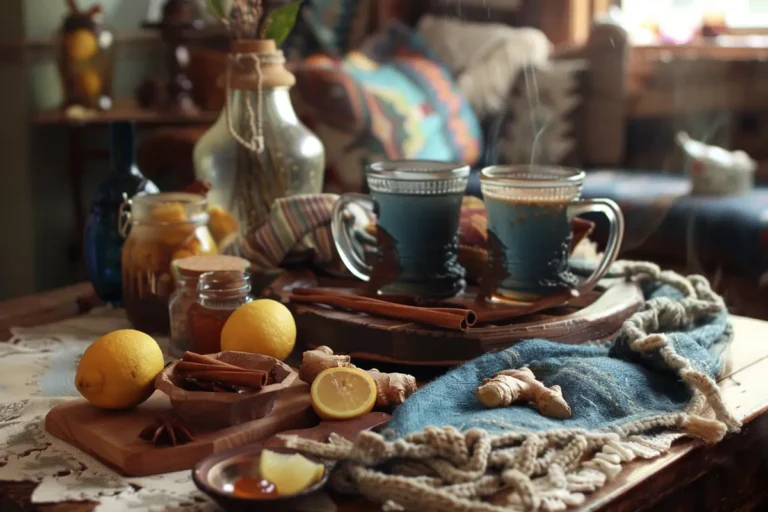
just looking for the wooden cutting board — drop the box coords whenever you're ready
[45,380,317,477]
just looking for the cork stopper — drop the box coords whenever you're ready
[228,38,295,89]
[174,255,250,279]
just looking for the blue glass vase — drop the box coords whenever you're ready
[83,121,158,304]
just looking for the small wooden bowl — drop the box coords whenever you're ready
[155,352,298,429]
[193,446,328,511]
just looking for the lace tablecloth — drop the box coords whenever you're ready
[0,307,335,512]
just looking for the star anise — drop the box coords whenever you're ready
[139,417,195,447]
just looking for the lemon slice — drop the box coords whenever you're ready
[258,450,324,495]
[310,367,377,420]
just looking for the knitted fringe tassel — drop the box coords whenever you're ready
[282,263,741,512]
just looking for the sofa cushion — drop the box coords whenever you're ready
[292,22,483,193]
[417,15,551,119]
[583,169,768,282]
[490,59,588,167]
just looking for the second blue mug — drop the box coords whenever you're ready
[480,165,625,301]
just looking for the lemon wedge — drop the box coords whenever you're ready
[258,450,324,495]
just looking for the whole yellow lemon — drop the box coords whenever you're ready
[75,329,164,409]
[221,299,296,361]
[65,29,98,61]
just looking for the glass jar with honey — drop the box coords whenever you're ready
[188,270,253,355]
[169,255,250,355]
[121,192,217,334]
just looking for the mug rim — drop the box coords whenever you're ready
[368,160,470,182]
[480,165,585,187]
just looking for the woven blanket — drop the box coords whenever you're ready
[285,262,740,512]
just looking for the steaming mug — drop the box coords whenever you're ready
[331,160,470,299]
[480,165,625,301]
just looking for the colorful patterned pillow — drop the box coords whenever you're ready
[292,22,483,193]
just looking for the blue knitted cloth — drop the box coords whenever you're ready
[387,276,731,437]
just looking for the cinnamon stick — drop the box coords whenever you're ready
[291,287,476,327]
[430,308,477,326]
[175,361,254,374]
[184,370,268,389]
[289,293,472,331]
[182,352,243,370]
[473,289,578,324]
[292,287,422,306]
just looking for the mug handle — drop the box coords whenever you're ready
[331,193,376,282]
[567,198,625,295]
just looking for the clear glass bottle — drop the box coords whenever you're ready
[188,271,253,355]
[193,39,325,234]
[121,193,217,334]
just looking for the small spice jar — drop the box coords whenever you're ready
[188,270,253,355]
[169,255,249,355]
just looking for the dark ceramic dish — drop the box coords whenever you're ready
[155,351,298,429]
[193,446,329,511]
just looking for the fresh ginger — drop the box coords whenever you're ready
[367,368,417,409]
[299,346,416,408]
[298,346,351,383]
[476,367,571,419]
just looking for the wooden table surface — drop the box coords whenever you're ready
[1,285,768,512]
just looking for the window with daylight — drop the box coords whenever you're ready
[621,0,768,29]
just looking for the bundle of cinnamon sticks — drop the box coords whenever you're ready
[177,352,269,393]
[290,288,476,331]
[288,287,577,331]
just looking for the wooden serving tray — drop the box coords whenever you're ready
[45,380,317,477]
[283,279,643,367]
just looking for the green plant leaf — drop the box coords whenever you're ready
[206,0,226,19]
[264,0,302,46]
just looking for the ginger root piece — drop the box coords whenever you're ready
[299,346,416,407]
[367,368,417,408]
[298,346,351,384]
[476,367,571,419]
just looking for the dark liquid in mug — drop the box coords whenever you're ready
[484,193,579,299]
[373,191,465,298]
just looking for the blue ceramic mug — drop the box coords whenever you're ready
[331,160,470,299]
[480,165,625,301]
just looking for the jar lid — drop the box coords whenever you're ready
[173,255,250,279]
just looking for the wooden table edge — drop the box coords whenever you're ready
[1,286,767,512]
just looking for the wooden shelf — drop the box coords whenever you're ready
[34,98,219,126]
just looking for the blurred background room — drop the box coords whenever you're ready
[3,0,768,317]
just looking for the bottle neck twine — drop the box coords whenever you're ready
[225,50,286,154]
